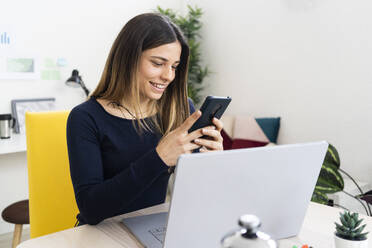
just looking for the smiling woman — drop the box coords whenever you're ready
[66,13,224,226]
[90,13,190,134]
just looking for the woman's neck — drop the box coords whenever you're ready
[119,98,156,118]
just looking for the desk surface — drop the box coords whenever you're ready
[0,133,26,155]
[18,202,372,248]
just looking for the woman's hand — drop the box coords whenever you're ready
[156,111,204,166]
[193,117,224,153]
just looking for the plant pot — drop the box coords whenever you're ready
[334,235,368,248]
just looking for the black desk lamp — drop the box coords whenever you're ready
[66,69,90,97]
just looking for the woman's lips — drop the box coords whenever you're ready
[150,81,167,92]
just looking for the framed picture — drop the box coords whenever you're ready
[0,57,40,80]
[11,98,56,134]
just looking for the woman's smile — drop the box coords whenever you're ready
[149,81,168,91]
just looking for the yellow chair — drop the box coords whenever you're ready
[25,111,79,238]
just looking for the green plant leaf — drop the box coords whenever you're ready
[311,190,328,204]
[340,213,349,227]
[315,177,342,193]
[322,162,344,188]
[315,162,344,193]
[359,232,369,240]
[336,228,347,236]
[346,212,352,225]
[349,217,356,229]
[335,223,348,233]
[156,6,177,20]
[354,218,363,229]
[351,212,358,222]
[354,224,366,235]
[324,144,340,168]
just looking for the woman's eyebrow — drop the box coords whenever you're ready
[150,56,180,64]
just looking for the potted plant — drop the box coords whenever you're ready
[334,211,369,248]
[312,144,372,217]
[312,144,344,204]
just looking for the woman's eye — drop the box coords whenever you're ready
[151,61,162,66]
[172,65,178,70]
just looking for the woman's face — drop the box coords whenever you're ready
[137,41,182,102]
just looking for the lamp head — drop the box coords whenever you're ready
[65,69,90,96]
[66,69,82,88]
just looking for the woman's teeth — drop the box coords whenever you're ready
[150,82,166,89]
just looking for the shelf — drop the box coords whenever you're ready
[0,133,27,155]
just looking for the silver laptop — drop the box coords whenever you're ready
[122,141,328,247]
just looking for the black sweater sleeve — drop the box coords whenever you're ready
[66,108,168,225]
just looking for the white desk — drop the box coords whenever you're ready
[17,202,372,248]
[0,133,26,155]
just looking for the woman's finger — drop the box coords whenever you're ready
[201,128,223,142]
[194,138,223,151]
[212,118,223,132]
[199,146,210,153]
[178,110,201,132]
[185,128,204,143]
[184,142,201,152]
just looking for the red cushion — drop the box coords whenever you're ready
[231,139,268,149]
[221,129,268,150]
[221,129,233,150]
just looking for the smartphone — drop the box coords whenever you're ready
[189,96,232,133]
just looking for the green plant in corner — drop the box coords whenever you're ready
[335,211,368,241]
[312,144,344,204]
[312,144,372,216]
[157,5,210,105]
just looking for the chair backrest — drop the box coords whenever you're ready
[25,111,78,238]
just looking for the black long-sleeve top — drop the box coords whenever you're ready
[66,97,195,225]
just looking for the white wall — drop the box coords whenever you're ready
[0,0,182,235]
[185,0,372,183]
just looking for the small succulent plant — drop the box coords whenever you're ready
[335,211,369,241]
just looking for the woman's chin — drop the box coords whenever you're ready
[147,92,164,101]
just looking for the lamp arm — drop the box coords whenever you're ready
[79,77,90,97]
[82,85,90,97]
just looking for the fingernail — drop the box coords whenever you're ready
[194,139,200,143]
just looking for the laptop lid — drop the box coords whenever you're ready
[163,141,328,248]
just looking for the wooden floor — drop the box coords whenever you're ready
[0,228,30,248]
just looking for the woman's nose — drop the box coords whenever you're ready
[161,67,174,82]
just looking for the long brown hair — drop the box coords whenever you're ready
[91,13,190,135]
